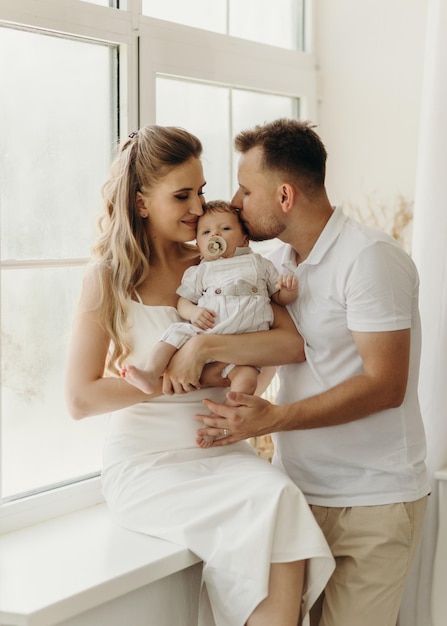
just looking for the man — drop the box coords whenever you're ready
[196,118,430,626]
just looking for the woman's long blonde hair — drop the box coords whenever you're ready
[92,125,203,373]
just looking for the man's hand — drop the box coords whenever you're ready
[194,391,280,445]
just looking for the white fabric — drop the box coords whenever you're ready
[269,207,430,507]
[102,302,335,626]
[162,248,278,349]
[398,0,447,624]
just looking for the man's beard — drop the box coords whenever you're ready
[244,219,285,242]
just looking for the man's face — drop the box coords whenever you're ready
[231,146,285,242]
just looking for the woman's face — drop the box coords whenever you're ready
[139,157,206,242]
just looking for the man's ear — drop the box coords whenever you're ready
[136,191,149,218]
[279,183,295,214]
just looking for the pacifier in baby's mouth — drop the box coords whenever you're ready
[206,235,227,258]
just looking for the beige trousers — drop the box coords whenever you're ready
[309,496,428,626]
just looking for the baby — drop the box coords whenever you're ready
[122,200,298,446]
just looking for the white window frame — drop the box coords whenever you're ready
[0,0,135,534]
[0,0,316,534]
[139,16,317,126]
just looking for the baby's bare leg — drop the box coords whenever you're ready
[121,341,177,394]
[197,365,259,449]
[227,365,259,395]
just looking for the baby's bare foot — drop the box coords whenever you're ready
[122,364,158,394]
[196,435,216,449]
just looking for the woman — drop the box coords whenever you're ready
[65,125,334,626]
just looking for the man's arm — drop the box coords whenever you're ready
[194,328,410,443]
[162,303,305,395]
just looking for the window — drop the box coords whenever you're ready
[142,0,305,50]
[156,77,299,199]
[0,0,315,532]
[0,26,118,500]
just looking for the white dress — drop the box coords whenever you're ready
[101,301,335,626]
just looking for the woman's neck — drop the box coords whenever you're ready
[136,240,199,307]
[148,238,188,265]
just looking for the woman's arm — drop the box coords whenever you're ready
[163,303,304,394]
[65,269,160,419]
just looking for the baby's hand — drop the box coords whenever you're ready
[191,307,216,330]
[276,273,298,292]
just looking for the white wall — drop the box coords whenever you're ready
[314,5,437,624]
[314,0,428,235]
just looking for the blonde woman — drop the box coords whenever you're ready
[65,125,334,626]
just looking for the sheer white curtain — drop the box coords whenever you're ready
[398,0,447,624]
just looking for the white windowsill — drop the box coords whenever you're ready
[0,477,105,535]
[0,503,201,626]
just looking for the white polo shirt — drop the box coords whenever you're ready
[269,207,430,506]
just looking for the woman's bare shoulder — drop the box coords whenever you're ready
[77,262,105,309]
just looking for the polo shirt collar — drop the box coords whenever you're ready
[279,206,345,270]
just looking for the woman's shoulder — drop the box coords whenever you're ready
[81,261,104,293]
[73,262,107,315]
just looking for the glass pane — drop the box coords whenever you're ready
[1,267,109,499]
[156,78,231,201]
[143,0,303,50]
[142,0,226,33]
[0,27,117,500]
[232,89,299,138]
[0,27,116,261]
[229,0,303,50]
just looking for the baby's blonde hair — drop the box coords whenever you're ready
[200,200,248,236]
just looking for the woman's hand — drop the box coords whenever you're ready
[162,303,304,394]
[200,362,231,389]
[162,335,207,394]
[162,359,230,395]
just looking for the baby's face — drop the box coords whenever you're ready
[197,210,249,260]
